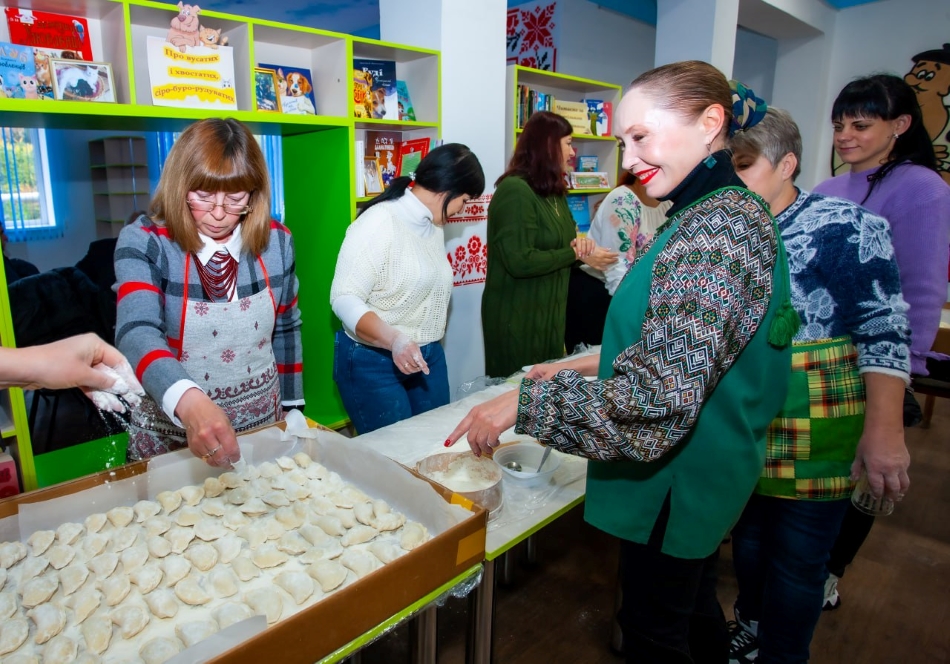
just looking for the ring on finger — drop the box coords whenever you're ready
[201,445,222,460]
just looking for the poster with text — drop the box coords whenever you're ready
[146,36,237,110]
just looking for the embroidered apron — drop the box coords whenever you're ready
[755,336,865,501]
[585,200,793,559]
[127,257,281,461]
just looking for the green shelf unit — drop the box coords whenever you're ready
[0,0,442,489]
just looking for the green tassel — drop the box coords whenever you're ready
[769,301,801,347]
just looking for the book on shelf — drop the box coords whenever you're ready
[583,99,612,137]
[355,139,366,197]
[566,195,591,234]
[258,62,316,115]
[576,155,599,172]
[353,57,397,120]
[146,36,237,110]
[516,84,554,128]
[396,80,416,121]
[570,172,610,190]
[0,42,38,100]
[365,130,402,188]
[553,99,592,135]
[4,8,93,61]
[395,138,431,178]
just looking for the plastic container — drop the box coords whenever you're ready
[415,452,504,519]
[493,442,560,489]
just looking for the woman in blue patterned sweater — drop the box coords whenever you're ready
[727,107,911,664]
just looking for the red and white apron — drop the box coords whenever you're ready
[127,256,282,461]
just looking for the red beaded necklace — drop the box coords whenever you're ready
[194,250,237,301]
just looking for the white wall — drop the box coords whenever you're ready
[733,26,778,104]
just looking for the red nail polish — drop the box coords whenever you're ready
[444,439,452,447]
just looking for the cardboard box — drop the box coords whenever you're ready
[0,420,487,663]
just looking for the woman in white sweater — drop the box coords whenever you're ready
[330,144,485,433]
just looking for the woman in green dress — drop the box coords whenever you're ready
[481,111,618,377]
[449,63,794,662]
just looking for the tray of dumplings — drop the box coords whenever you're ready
[0,415,486,663]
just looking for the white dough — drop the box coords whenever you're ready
[0,567,6,591]
[5,653,39,664]
[165,526,195,554]
[274,505,304,530]
[261,518,286,541]
[292,452,313,468]
[184,543,218,572]
[194,519,228,542]
[83,533,110,558]
[27,603,66,644]
[121,545,150,574]
[368,540,405,565]
[112,526,141,552]
[274,570,316,605]
[0,617,29,655]
[156,490,182,514]
[203,476,226,497]
[41,634,78,664]
[223,507,251,530]
[376,512,406,532]
[20,574,59,608]
[218,471,244,489]
[227,487,251,505]
[236,524,266,549]
[239,497,269,516]
[140,637,182,664]
[214,601,254,629]
[88,552,119,578]
[107,506,135,529]
[276,531,309,555]
[162,555,192,587]
[209,566,240,598]
[19,555,50,582]
[27,529,55,556]
[275,455,297,471]
[145,588,180,618]
[47,544,76,570]
[60,561,89,595]
[69,588,102,624]
[84,513,108,534]
[179,485,205,506]
[111,604,150,639]
[399,522,429,551]
[174,506,202,527]
[257,461,281,478]
[310,514,345,537]
[174,575,211,605]
[0,591,18,619]
[81,616,113,654]
[230,555,261,582]
[306,559,348,592]
[299,524,331,546]
[133,500,162,523]
[340,549,378,579]
[55,522,85,546]
[251,543,289,569]
[101,573,132,606]
[299,539,344,564]
[245,586,283,624]
[130,563,164,595]
[200,498,227,517]
[0,541,27,569]
[176,620,218,648]
[261,490,291,508]
[144,515,173,537]
[213,534,243,564]
[147,535,172,559]
[341,524,378,547]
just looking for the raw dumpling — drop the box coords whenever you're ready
[121,545,149,573]
[299,524,331,546]
[214,601,253,629]
[354,502,375,527]
[130,564,164,595]
[239,497,269,516]
[162,555,192,587]
[331,507,357,529]
[285,469,308,486]
[112,526,141,552]
[275,455,297,471]
[133,500,161,523]
[27,529,55,556]
[144,588,180,618]
[20,555,50,582]
[309,495,336,516]
[376,512,406,532]
[245,587,283,624]
[165,526,195,554]
[203,476,226,498]
[236,524,266,549]
[101,573,132,606]
[305,461,328,481]
[42,634,78,664]
[56,522,85,546]
[340,549,378,579]
[261,491,290,508]
[257,461,281,478]
[27,603,66,644]
[368,540,405,565]
[292,452,313,468]
[176,620,217,648]
[88,552,119,578]
[61,561,89,596]
[144,515,173,537]
[0,567,5,591]
[194,519,228,542]
[5,652,39,664]
[299,539,343,564]
[0,617,29,655]
[47,544,76,570]
[0,591,17,619]
[179,485,205,506]
[200,498,227,517]
[310,514,345,537]
[261,517,285,541]
[306,560,347,592]
[184,543,218,572]
[74,653,102,664]
[174,576,211,605]
[69,588,102,624]
[213,534,243,564]
[174,506,202,527]
[107,506,134,529]
[20,574,59,608]
[230,555,261,582]
[156,490,182,514]
[276,531,309,555]
[140,637,181,664]
[284,482,312,502]
[223,507,251,530]
[83,533,109,558]
[81,616,113,654]
[219,471,244,489]
[84,513,108,534]
[274,570,315,605]
[227,487,251,505]
[209,567,240,598]
[111,604,150,639]
[400,522,429,551]
[274,505,304,530]
[0,541,26,569]
[341,525,378,547]
[147,535,172,559]
[251,543,288,569]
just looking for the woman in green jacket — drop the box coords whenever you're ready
[449,63,794,662]
[481,111,618,377]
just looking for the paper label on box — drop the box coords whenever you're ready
[146,36,237,110]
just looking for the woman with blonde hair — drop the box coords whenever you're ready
[115,117,303,466]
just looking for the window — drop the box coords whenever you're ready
[0,127,58,241]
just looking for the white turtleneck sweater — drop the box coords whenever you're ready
[330,191,453,344]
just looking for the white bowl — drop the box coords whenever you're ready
[415,452,503,518]
[493,443,560,489]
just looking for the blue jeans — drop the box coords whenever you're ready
[333,330,450,434]
[731,494,851,664]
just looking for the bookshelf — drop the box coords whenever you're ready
[89,136,150,237]
[0,0,442,491]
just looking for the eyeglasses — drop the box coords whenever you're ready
[187,198,252,215]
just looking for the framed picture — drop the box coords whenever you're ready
[49,59,115,102]
[363,156,384,195]
[258,62,316,115]
[254,67,281,113]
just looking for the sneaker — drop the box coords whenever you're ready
[823,573,841,611]
[728,609,758,664]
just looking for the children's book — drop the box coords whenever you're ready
[32,48,79,98]
[353,58,397,120]
[365,130,402,187]
[553,99,591,135]
[567,195,591,234]
[584,99,612,137]
[146,35,237,110]
[570,172,610,190]
[396,80,415,121]
[258,62,316,115]
[576,155,599,172]
[0,42,38,100]
[4,9,92,61]
[395,137,431,178]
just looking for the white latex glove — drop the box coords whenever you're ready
[84,360,146,414]
[391,333,429,376]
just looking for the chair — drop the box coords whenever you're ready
[912,325,950,429]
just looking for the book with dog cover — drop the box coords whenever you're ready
[5,8,92,61]
[365,130,402,187]
[258,62,316,115]
[353,57,397,120]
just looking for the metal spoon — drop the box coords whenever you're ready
[535,446,553,473]
[503,460,523,472]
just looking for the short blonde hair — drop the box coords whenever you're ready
[148,118,272,255]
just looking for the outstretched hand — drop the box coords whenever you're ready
[445,390,519,457]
